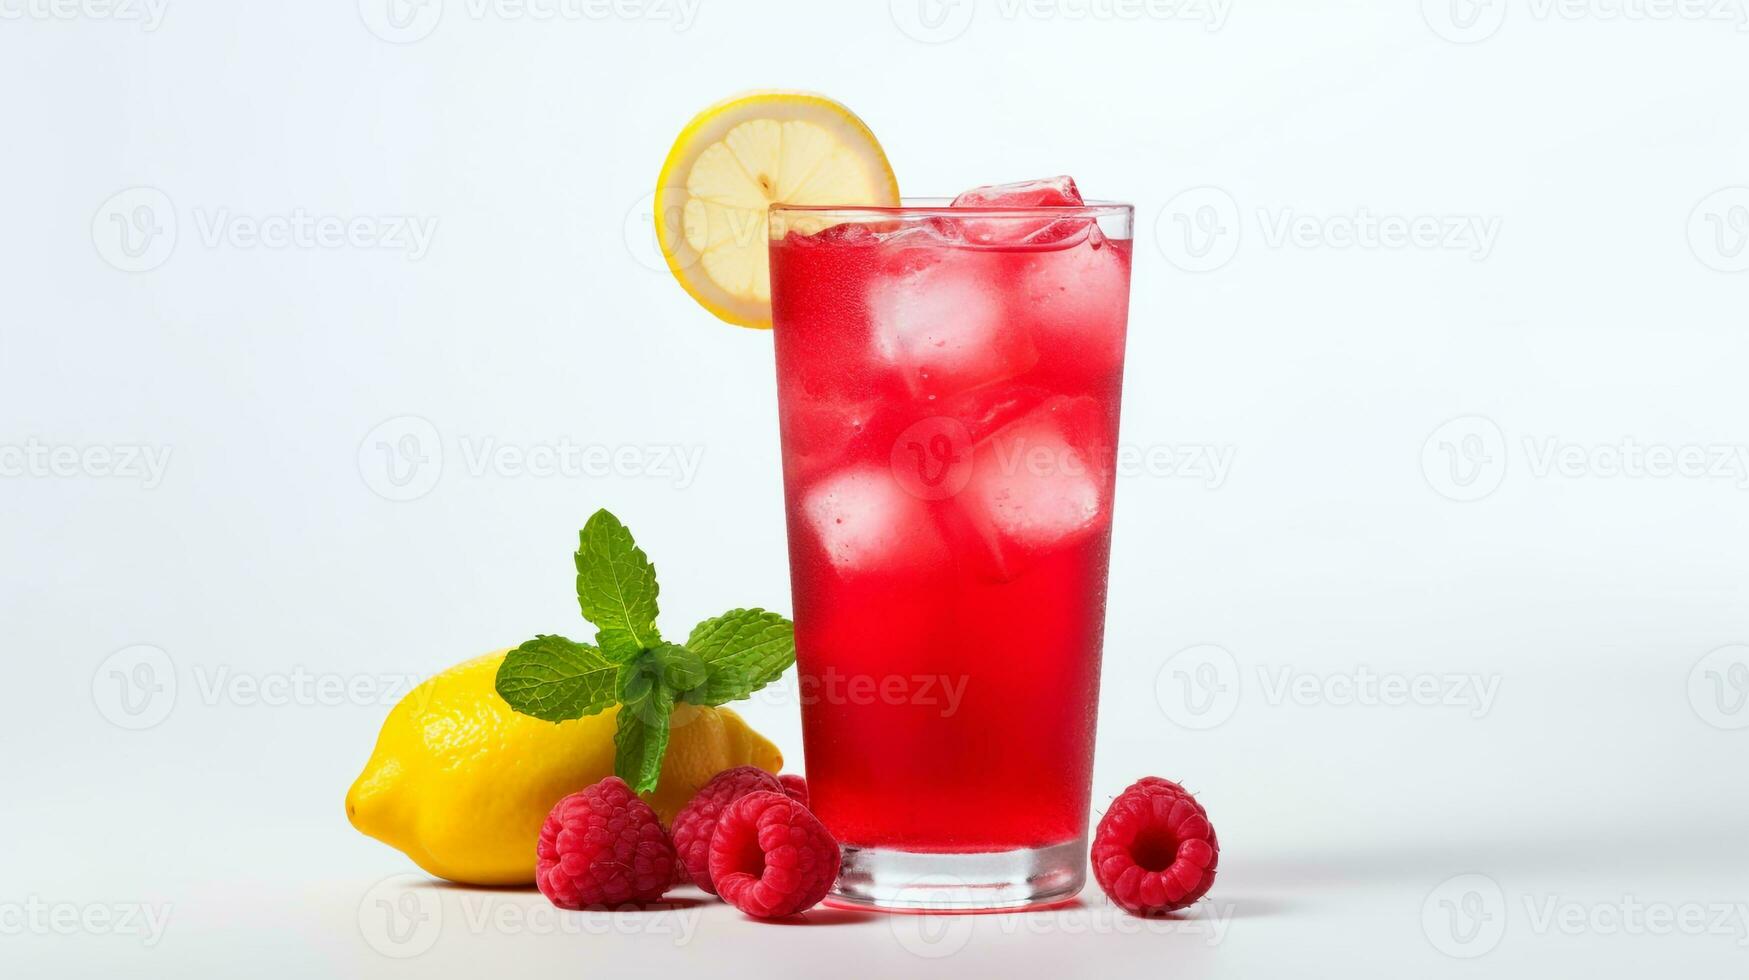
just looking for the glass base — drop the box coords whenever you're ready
[825,839,1086,913]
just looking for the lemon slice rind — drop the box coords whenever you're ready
[655,91,900,329]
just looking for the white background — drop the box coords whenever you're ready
[3,1,1748,976]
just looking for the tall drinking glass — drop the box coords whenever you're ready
[767,201,1133,911]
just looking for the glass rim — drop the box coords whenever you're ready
[769,197,1133,220]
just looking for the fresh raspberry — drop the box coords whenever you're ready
[669,766,783,895]
[536,777,675,909]
[1092,777,1219,915]
[708,791,839,918]
[778,773,809,808]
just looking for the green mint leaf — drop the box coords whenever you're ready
[575,509,661,650]
[683,608,795,706]
[615,648,661,704]
[613,651,673,793]
[494,635,618,722]
[595,628,646,664]
[652,642,708,695]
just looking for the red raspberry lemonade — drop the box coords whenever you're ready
[768,179,1133,906]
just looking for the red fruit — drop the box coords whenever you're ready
[1092,777,1219,915]
[669,766,783,895]
[708,791,839,918]
[536,777,675,909]
[778,773,809,807]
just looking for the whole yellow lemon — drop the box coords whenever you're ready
[345,650,781,885]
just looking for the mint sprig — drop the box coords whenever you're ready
[495,635,617,723]
[494,508,795,793]
[575,510,661,653]
[685,608,798,706]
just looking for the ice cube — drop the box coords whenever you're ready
[867,251,1039,398]
[800,465,949,573]
[951,176,1084,208]
[1014,231,1131,380]
[958,395,1113,577]
[949,176,1090,247]
[937,383,1055,444]
[779,391,880,483]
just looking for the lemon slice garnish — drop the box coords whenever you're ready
[655,91,900,329]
